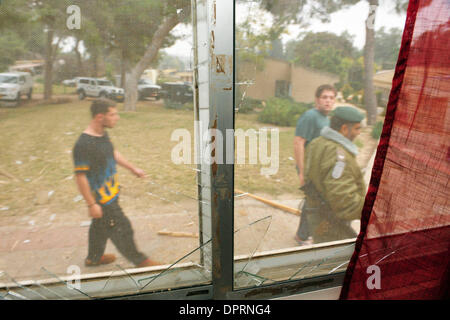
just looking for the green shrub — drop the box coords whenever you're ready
[341,83,354,101]
[236,97,263,114]
[375,90,383,106]
[371,120,384,139]
[257,97,311,127]
[164,99,183,110]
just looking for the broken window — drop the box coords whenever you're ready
[0,0,212,300]
[233,0,407,290]
[0,0,409,300]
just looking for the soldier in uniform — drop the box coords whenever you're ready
[294,84,336,245]
[301,106,366,244]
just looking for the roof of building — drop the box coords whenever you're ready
[373,69,395,88]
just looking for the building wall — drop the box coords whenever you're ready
[290,65,339,103]
[237,58,339,104]
[237,58,291,101]
[373,70,395,107]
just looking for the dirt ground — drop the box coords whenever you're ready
[0,97,379,284]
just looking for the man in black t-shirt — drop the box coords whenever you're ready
[73,99,158,268]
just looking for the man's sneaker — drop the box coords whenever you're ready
[136,258,160,268]
[294,235,314,246]
[85,254,116,267]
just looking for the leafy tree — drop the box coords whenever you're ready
[0,31,26,72]
[158,53,186,71]
[361,0,407,124]
[288,31,357,79]
[0,0,30,71]
[0,0,28,30]
[26,0,76,100]
[290,32,356,66]
[374,27,403,69]
[259,0,408,125]
[80,0,190,111]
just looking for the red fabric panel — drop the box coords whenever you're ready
[340,0,450,300]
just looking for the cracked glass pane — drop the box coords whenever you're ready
[233,0,406,289]
[0,0,213,299]
[234,215,274,287]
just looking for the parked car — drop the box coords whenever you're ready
[138,79,161,100]
[0,72,33,105]
[76,77,124,102]
[160,82,193,104]
[62,77,81,87]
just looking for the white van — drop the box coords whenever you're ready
[0,72,33,104]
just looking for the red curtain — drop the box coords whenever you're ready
[340,0,450,300]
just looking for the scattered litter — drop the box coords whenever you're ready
[238,209,248,216]
[66,150,72,154]
[73,195,83,202]
[15,160,23,165]
[36,190,50,205]
[64,175,73,181]
[24,178,31,182]
[48,190,55,198]
[28,220,35,226]
[80,221,91,227]
[23,240,30,244]
[0,207,9,211]
[10,240,19,252]
[49,214,56,221]
[157,229,199,238]
[288,157,294,161]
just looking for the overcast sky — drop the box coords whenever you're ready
[164,1,407,61]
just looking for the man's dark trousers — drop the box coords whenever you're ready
[87,198,147,266]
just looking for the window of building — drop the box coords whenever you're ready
[0,0,407,300]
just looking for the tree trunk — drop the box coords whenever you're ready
[124,73,138,110]
[92,50,99,77]
[74,38,84,76]
[123,9,189,111]
[363,0,379,125]
[44,28,54,100]
[120,50,127,89]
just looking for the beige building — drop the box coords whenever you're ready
[373,69,395,106]
[176,71,193,83]
[237,57,339,103]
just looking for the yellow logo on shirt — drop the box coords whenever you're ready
[96,173,120,204]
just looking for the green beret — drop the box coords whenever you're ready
[331,106,365,123]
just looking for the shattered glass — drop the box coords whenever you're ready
[0,0,213,299]
[233,0,406,289]
[0,0,409,299]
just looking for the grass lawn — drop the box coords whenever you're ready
[0,99,377,220]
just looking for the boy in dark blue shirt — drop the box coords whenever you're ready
[73,99,158,268]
